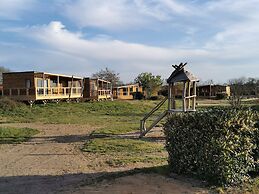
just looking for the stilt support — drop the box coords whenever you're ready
[28,100,35,108]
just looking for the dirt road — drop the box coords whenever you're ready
[0,123,208,194]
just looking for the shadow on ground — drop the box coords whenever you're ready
[0,166,169,194]
[0,130,165,144]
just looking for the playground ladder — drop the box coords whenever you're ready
[140,97,168,137]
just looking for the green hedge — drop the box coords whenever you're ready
[164,108,258,185]
[255,121,259,172]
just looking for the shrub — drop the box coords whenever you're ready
[132,92,145,100]
[149,95,165,101]
[216,93,227,100]
[164,108,259,185]
[0,97,18,111]
[255,121,259,172]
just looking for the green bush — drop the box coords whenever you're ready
[149,95,165,101]
[0,97,19,111]
[255,121,259,172]
[164,108,259,185]
[132,92,145,100]
[216,93,227,100]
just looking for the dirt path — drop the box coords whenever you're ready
[0,123,96,176]
[64,173,208,194]
[0,123,208,194]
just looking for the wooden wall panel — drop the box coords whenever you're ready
[3,72,35,89]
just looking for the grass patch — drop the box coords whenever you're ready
[0,100,169,136]
[0,127,39,143]
[0,100,161,124]
[82,137,167,167]
[91,123,139,135]
[83,137,164,154]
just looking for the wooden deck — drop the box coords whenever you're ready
[3,87,82,101]
[83,78,112,101]
[3,71,83,102]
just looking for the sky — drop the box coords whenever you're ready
[0,0,259,84]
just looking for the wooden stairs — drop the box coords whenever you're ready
[140,97,168,137]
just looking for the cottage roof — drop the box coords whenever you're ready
[114,83,140,89]
[3,71,83,80]
[167,63,199,83]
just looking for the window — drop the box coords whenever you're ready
[37,79,44,87]
[123,88,127,95]
[50,79,58,87]
[130,87,133,95]
[25,79,31,88]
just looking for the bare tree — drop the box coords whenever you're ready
[0,66,10,84]
[201,79,214,85]
[228,77,246,108]
[92,67,122,87]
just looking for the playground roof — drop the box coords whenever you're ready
[167,63,199,83]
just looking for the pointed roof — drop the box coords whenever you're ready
[167,63,199,83]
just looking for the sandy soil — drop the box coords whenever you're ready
[64,173,209,194]
[0,123,208,194]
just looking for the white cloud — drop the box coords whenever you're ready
[62,0,145,30]
[2,0,259,83]
[61,0,190,30]
[21,21,201,63]
[203,0,259,62]
[0,0,35,20]
[3,21,211,82]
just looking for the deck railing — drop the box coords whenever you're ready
[36,87,82,96]
[3,88,35,96]
[3,87,82,97]
[98,90,112,96]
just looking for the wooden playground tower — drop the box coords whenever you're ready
[140,63,199,137]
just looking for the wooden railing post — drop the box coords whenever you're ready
[168,84,172,110]
[192,81,197,111]
[188,81,191,109]
[183,81,187,112]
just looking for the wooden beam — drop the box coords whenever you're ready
[192,81,197,111]
[57,76,59,95]
[188,81,191,109]
[69,75,73,99]
[172,83,176,109]
[168,84,172,110]
[182,82,187,112]
[43,74,46,96]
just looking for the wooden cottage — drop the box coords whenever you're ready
[83,78,112,101]
[2,71,83,104]
[197,84,231,98]
[113,84,143,100]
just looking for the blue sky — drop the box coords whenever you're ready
[0,0,259,83]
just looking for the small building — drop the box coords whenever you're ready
[83,78,112,101]
[140,62,199,137]
[2,71,83,103]
[113,84,143,100]
[197,84,231,98]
